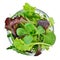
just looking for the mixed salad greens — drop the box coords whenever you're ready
[5,3,56,56]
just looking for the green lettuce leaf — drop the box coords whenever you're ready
[23,3,35,13]
[43,31,56,45]
[25,22,35,33]
[36,26,45,35]
[13,38,33,51]
[16,28,27,36]
[23,35,33,44]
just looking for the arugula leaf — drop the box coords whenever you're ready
[23,35,33,44]
[43,32,56,45]
[36,26,45,35]
[49,17,54,26]
[16,28,27,36]
[25,23,35,33]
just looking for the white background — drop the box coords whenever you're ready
[0,0,60,60]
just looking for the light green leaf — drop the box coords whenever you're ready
[25,23,35,33]
[13,38,33,51]
[49,17,54,26]
[41,45,49,50]
[43,32,56,45]
[16,28,27,36]
[23,35,33,44]
[23,3,35,13]
[36,26,45,34]
[13,38,51,51]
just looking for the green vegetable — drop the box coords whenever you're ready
[43,31,56,45]
[7,3,56,55]
[36,26,45,35]
[7,45,26,54]
[49,17,54,26]
[32,36,37,42]
[12,3,40,23]
[13,38,50,51]
[23,3,36,14]
[16,28,27,36]
[23,35,33,44]
[25,23,35,33]
[41,45,49,50]
[13,38,33,51]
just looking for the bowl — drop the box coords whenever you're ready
[7,9,54,56]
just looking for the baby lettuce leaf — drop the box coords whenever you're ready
[23,35,33,44]
[13,38,50,52]
[13,38,33,51]
[25,23,35,33]
[36,26,45,35]
[16,28,27,36]
[43,32,56,45]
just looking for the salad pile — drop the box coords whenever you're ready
[5,3,56,56]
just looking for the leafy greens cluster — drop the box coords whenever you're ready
[6,3,56,56]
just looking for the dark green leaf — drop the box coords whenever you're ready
[7,33,11,37]
[7,45,15,50]
[7,33,14,41]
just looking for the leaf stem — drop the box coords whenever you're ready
[30,42,51,46]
